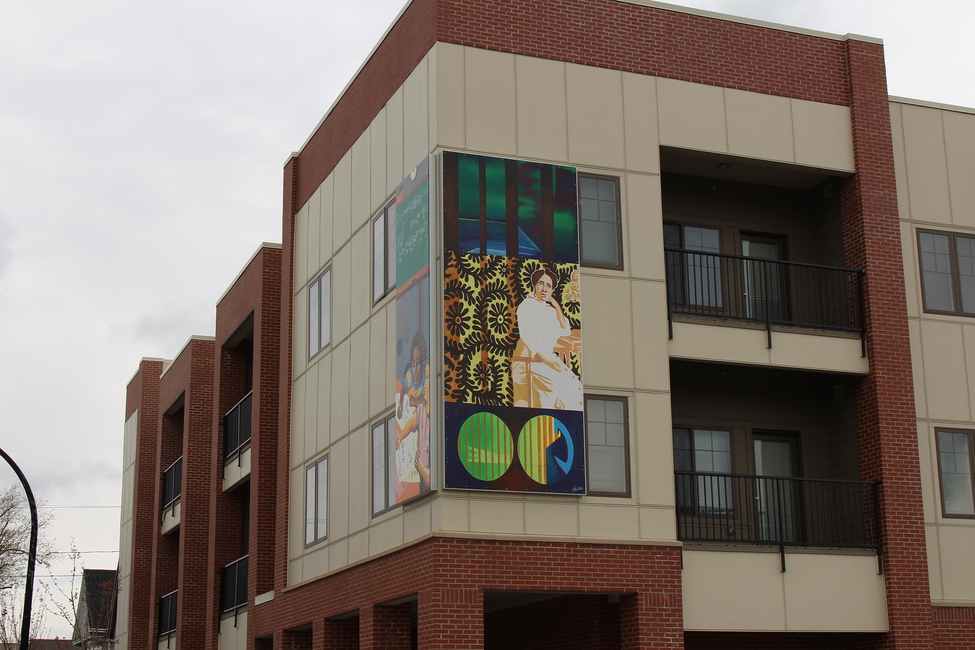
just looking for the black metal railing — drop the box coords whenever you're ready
[220,555,249,612]
[161,457,183,512]
[158,589,177,636]
[223,391,253,460]
[675,472,881,551]
[665,248,865,349]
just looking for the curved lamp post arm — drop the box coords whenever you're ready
[0,447,38,650]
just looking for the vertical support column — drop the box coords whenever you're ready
[322,617,359,650]
[417,587,484,650]
[620,589,684,650]
[842,37,934,650]
[359,604,413,650]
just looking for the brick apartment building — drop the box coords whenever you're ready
[117,0,975,648]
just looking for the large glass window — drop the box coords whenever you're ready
[372,415,397,515]
[918,229,975,316]
[308,268,331,358]
[304,456,328,545]
[585,396,629,496]
[579,174,622,269]
[673,427,732,514]
[937,428,975,517]
[373,202,396,303]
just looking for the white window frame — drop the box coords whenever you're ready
[373,202,397,303]
[372,414,396,515]
[308,268,331,359]
[304,455,328,546]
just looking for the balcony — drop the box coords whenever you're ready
[158,589,177,636]
[665,248,865,352]
[675,472,881,553]
[224,391,253,461]
[220,555,248,613]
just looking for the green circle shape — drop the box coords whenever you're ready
[457,411,514,481]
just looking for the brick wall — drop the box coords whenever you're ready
[932,607,975,648]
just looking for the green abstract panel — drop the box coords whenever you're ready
[457,411,514,481]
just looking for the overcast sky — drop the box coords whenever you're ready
[1,0,972,639]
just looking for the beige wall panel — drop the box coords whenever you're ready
[306,190,321,282]
[370,111,389,210]
[579,502,639,538]
[403,501,434,542]
[332,247,352,344]
[657,77,727,153]
[926,525,944,600]
[917,424,938,522]
[683,549,786,630]
[318,175,334,260]
[890,103,912,220]
[349,326,370,430]
[938,525,975,600]
[725,89,795,163]
[669,321,868,375]
[566,63,625,169]
[294,287,309,373]
[301,546,329,584]
[436,43,466,150]
[901,104,951,225]
[369,516,405,555]
[385,89,405,194]
[219,614,247,650]
[316,355,333,450]
[901,222,922,319]
[349,230,370,331]
[944,110,975,227]
[332,153,353,252]
[291,374,306,465]
[633,391,676,508]
[328,537,350,573]
[403,60,430,173]
[631,281,671,392]
[515,55,568,162]
[223,447,250,491]
[622,72,659,174]
[329,437,351,541]
[625,173,664,282]
[348,531,369,565]
[638,506,677,541]
[791,99,855,172]
[303,369,319,457]
[580,274,634,388]
[909,321,927,419]
[469,498,525,534]
[783,554,887,631]
[386,300,397,398]
[329,341,351,440]
[351,135,372,233]
[465,48,517,155]
[438,495,471,532]
[288,466,305,562]
[369,309,389,415]
[919,320,970,421]
[426,48,438,154]
[294,204,309,289]
[964,326,975,417]
[348,428,370,533]
[525,499,580,537]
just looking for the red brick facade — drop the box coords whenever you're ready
[119,0,970,648]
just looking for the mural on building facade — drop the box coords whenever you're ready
[393,155,435,503]
[442,152,586,493]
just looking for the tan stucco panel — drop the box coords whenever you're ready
[516,55,569,162]
[937,525,975,601]
[791,99,855,172]
[566,63,626,169]
[465,48,517,154]
[944,110,975,228]
[900,103,952,225]
[726,88,795,163]
[918,320,971,422]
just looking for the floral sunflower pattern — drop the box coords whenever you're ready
[444,250,582,406]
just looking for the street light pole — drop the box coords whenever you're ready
[0,448,38,650]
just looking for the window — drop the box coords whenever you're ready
[664,222,723,308]
[308,268,331,358]
[372,415,396,515]
[585,396,629,496]
[673,427,732,514]
[918,229,975,316]
[373,202,396,302]
[937,428,975,517]
[578,174,622,269]
[304,456,328,545]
